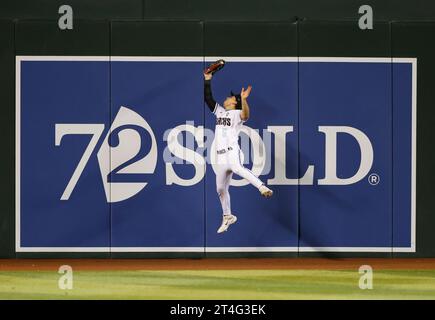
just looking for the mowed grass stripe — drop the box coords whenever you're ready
[0,270,435,299]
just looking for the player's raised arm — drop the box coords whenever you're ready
[204,72,216,112]
[240,85,251,121]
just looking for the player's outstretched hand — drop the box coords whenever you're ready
[241,85,252,99]
[204,72,212,81]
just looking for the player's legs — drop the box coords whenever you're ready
[229,148,273,197]
[229,149,263,189]
[215,165,237,233]
[215,166,233,215]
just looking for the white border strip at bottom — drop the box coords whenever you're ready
[16,247,414,253]
[16,247,205,253]
[208,247,411,253]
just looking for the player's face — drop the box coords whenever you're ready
[223,96,237,109]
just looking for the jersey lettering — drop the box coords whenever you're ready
[216,117,232,126]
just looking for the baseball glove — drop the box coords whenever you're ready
[204,59,225,75]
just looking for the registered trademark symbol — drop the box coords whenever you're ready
[368,173,380,185]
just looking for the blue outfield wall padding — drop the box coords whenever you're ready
[16,57,415,254]
[14,20,111,258]
[109,60,205,251]
[204,60,299,252]
[299,60,394,250]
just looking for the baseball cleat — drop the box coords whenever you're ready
[217,214,238,233]
[259,185,273,198]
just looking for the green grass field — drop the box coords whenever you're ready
[1,269,435,299]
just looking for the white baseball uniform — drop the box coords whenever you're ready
[212,103,264,215]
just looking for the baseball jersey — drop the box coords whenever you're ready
[213,103,245,152]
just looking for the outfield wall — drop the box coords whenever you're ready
[1,19,435,257]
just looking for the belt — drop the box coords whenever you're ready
[216,146,233,155]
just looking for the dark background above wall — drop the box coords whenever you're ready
[1,0,435,22]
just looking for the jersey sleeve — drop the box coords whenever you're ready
[235,110,245,124]
[204,79,216,112]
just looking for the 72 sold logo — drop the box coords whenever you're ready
[55,106,158,203]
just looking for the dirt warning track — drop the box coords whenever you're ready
[1,258,435,271]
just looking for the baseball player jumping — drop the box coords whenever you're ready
[204,61,273,234]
